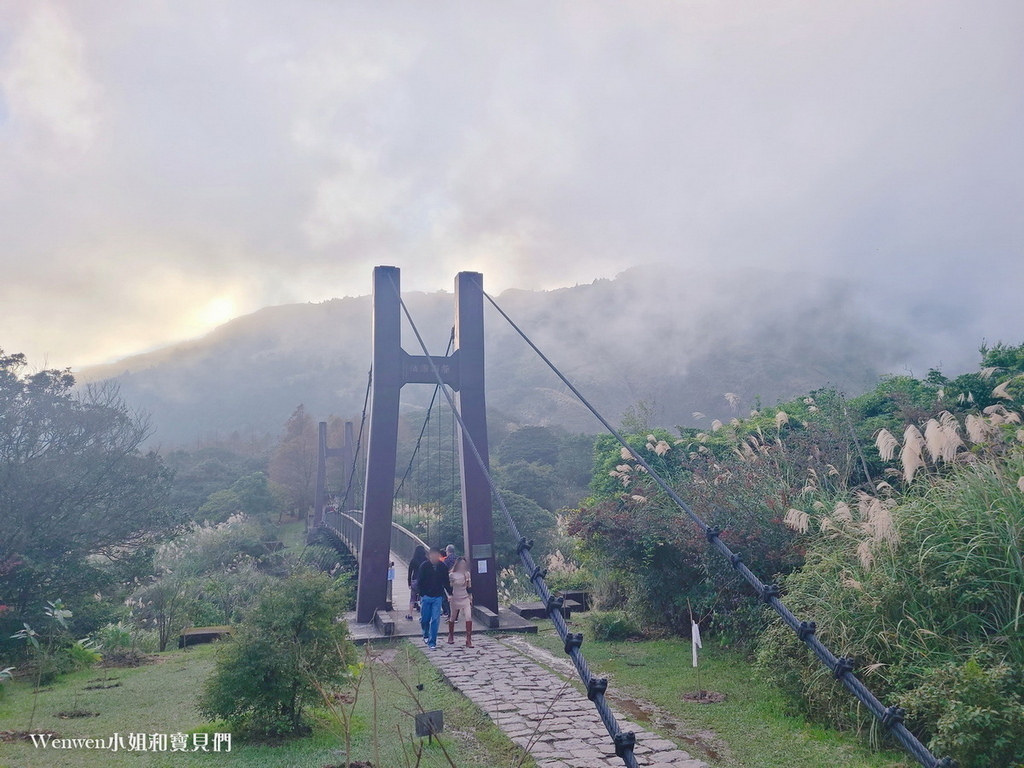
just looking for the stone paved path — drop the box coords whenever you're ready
[422,634,708,768]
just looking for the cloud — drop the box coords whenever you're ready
[0,0,1021,369]
[0,2,101,158]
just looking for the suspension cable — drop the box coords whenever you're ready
[340,367,372,513]
[394,384,439,502]
[388,274,640,768]
[395,330,455,508]
[482,291,953,768]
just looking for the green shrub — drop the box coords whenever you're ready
[199,569,356,737]
[901,659,1024,768]
[94,621,134,652]
[545,558,592,594]
[585,610,642,642]
[63,638,102,670]
[757,452,1024,766]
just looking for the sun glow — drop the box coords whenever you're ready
[197,296,239,329]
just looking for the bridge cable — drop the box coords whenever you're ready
[481,291,954,768]
[340,367,372,513]
[395,329,456,510]
[388,274,641,768]
[394,384,439,504]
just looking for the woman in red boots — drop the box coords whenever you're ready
[446,557,474,647]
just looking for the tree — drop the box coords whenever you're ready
[493,490,558,568]
[269,405,318,519]
[131,574,194,652]
[199,570,355,736]
[495,460,558,511]
[495,426,562,467]
[0,351,183,632]
[198,472,281,522]
[164,441,273,518]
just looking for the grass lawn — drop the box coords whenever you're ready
[273,517,310,550]
[0,640,533,768]
[521,623,914,768]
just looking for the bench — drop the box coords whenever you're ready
[509,600,582,620]
[557,589,591,611]
[179,625,233,648]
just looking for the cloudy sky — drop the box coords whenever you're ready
[1,1,1021,370]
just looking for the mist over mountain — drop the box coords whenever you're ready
[80,266,981,446]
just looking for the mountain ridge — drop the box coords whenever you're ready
[79,265,950,445]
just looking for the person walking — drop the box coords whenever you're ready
[406,545,427,621]
[417,548,451,649]
[441,544,457,617]
[386,561,395,606]
[446,557,474,647]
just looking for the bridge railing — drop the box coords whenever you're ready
[321,509,428,567]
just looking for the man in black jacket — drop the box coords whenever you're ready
[417,548,452,649]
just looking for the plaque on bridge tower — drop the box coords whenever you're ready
[471,543,493,560]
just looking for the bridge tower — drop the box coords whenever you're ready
[355,266,498,623]
[311,420,354,533]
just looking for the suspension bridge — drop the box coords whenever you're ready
[309,266,956,768]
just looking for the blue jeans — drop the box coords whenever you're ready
[420,595,442,647]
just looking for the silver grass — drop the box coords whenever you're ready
[992,381,1013,400]
[900,425,925,482]
[857,540,873,570]
[923,417,962,463]
[965,413,991,444]
[875,428,899,462]
[784,508,810,533]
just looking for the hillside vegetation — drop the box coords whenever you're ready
[564,342,1024,767]
[79,266,925,445]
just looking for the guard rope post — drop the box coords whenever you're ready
[481,290,956,768]
[389,274,640,768]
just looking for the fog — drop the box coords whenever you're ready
[1,1,1021,371]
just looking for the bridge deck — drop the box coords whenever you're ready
[345,548,538,643]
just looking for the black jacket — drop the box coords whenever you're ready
[408,555,427,586]
[416,560,452,598]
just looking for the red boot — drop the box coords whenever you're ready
[465,621,474,648]
[447,621,455,644]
